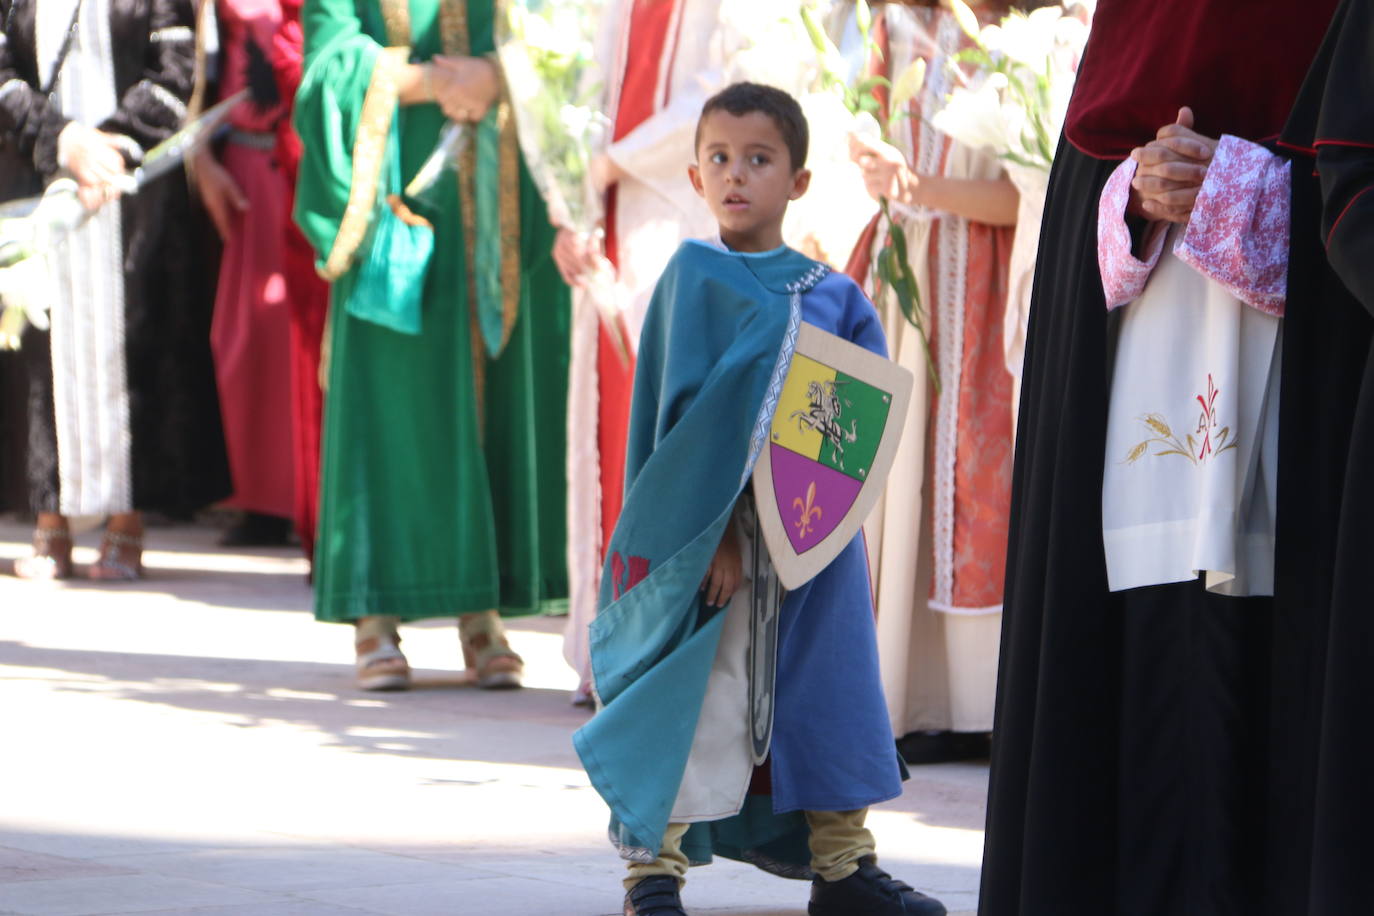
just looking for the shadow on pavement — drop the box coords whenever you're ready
[0,640,589,770]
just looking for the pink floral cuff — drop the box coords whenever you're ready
[1174,135,1290,318]
[1098,158,1168,311]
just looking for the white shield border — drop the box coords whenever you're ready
[752,322,914,591]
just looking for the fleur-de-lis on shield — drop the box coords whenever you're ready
[793,482,822,539]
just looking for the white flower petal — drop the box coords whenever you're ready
[888,58,927,115]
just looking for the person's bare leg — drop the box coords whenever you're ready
[88,512,144,580]
[13,512,72,579]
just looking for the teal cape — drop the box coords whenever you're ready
[573,241,833,875]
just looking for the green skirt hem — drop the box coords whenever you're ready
[315,589,567,623]
[537,598,570,617]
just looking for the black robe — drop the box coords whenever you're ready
[0,0,228,516]
[1279,1,1374,912]
[978,6,1373,915]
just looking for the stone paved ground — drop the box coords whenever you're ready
[0,517,985,916]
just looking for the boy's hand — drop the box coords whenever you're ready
[1128,107,1218,224]
[701,524,743,608]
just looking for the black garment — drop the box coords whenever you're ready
[0,0,229,515]
[1281,2,1374,912]
[978,138,1373,916]
[0,0,198,170]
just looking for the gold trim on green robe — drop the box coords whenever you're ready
[319,45,409,282]
[292,0,569,621]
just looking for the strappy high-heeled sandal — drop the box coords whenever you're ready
[355,617,411,691]
[459,610,524,690]
[87,530,144,581]
[13,527,73,580]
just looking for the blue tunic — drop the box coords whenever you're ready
[574,242,903,877]
[767,270,902,815]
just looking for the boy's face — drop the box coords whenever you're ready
[688,109,810,253]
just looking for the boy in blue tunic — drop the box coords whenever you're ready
[574,83,947,916]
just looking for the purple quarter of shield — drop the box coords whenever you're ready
[769,443,864,555]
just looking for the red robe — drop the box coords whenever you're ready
[594,0,680,554]
[272,0,329,560]
[209,0,296,519]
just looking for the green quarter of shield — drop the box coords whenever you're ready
[816,372,892,480]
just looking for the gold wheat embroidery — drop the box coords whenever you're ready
[1124,375,1239,466]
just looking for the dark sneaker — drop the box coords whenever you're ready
[623,875,687,916]
[809,857,947,916]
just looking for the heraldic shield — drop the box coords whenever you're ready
[753,323,914,590]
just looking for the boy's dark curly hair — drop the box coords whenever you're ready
[695,82,809,170]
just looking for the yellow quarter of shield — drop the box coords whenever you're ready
[771,354,837,460]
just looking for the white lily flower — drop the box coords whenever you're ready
[948,0,984,43]
[1054,15,1089,50]
[547,5,585,57]
[0,253,52,349]
[520,10,578,61]
[991,10,1058,70]
[558,103,586,135]
[1049,69,1075,135]
[0,179,82,350]
[498,0,613,233]
[0,304,25,350]
[888,58,927,116]
[931,74,1012,157]
[980,24,1005,53]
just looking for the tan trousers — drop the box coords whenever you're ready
[623,808,876,890]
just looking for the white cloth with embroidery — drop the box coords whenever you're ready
[1102,242,1280,595]
[1098,136,1290,596]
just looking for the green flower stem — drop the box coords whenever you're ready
[876,197,939,395]
[798,0,938,387]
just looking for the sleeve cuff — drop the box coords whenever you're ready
[1174,135,1290,318]
[319,46,408,281]
[1098,158,1167,310]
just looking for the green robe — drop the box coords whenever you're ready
[294,0,568,621]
